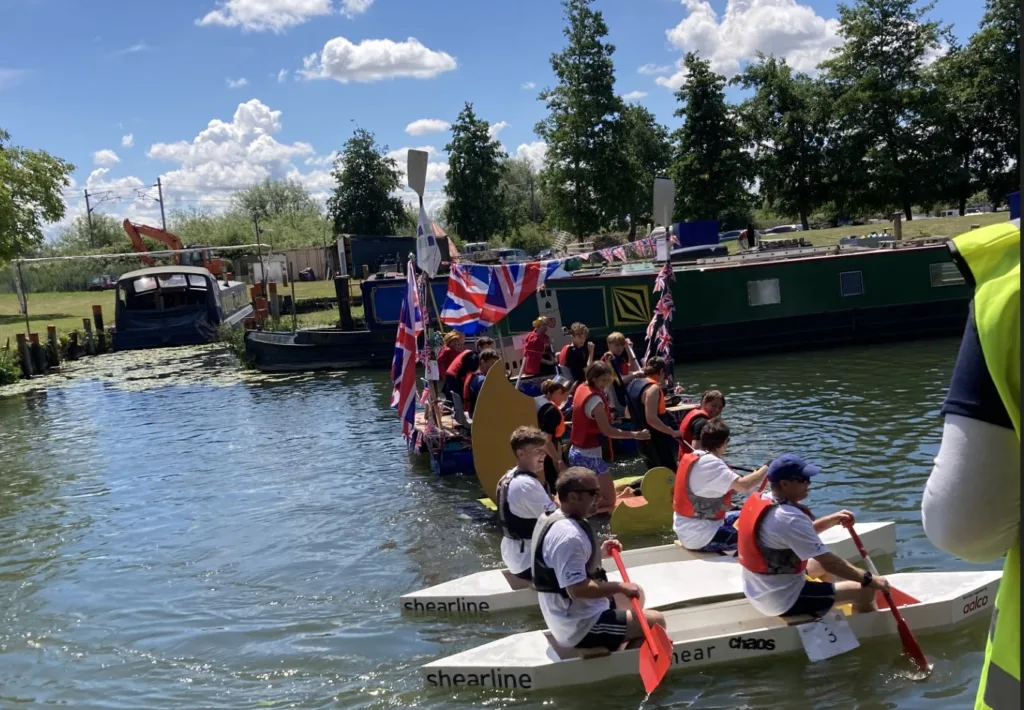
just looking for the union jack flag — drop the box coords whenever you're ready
[440,259,567,335]
[390,256,424,438]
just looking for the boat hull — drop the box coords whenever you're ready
[243,328,393,372]
[401,521,896,616]
[421,570,1001,692]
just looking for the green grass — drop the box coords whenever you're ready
[725,213,1009,253]
[0,280,355,344]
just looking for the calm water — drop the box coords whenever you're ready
[0,338,999,709]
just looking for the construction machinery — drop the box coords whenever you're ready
[122,219,233,279]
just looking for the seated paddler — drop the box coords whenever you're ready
[532,467,666,654]
[737,454,891,619]
[672,417,768,554]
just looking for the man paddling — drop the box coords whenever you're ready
[678,390,725,454]
[625,356,682,469]
[532,467,666,653]
[496,427,558,581]
[673,418,768,554]
[737,454,891,619]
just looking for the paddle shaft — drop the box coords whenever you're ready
[843,522,929,671]
[610,548,659,657]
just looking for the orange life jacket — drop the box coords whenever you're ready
[646,377,667,415]
[678,407,709,448]
[558,344,570,366]
[673,451,734,520]
[535,395,566,438]
[736,492,815,575]
[570,383,609,449]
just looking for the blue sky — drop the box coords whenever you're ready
[0,0,987,233]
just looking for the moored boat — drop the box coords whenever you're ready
[401,521,896,616]
[421,570,1001,692]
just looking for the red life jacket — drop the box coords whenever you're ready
[673,451,734,520]
[463,371,482,413]
[736,492,815,575]
[678,407,709,448]
[558,344,570,366]
[570,383,609,449]
[535,395,566,438]
[446,349,472,379]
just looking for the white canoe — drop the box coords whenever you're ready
[422,570,1001,692]
[402,521,896,616]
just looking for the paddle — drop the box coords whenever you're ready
[843,521,929,673]
[610,548,673,694]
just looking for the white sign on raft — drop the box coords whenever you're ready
[797,610,860,662]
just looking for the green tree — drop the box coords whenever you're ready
[930,45,983,215]
[231,178,317,221]
[498,157,544,234]
[619,103,672,239]
[327,128,406,236]
[55,213,129,253]
[535,0,626,239]
[735,56,830,230]
[820,0,950,219]
[443,103,507,241]
[0,127,75,261]
[668,53,752,228]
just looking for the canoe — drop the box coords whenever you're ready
[421,569,1001,692]
[401,521,896,616]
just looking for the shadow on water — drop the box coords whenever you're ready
[0,336,999,709]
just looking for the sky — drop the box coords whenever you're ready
[0,0,988,237]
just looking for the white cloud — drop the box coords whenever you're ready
[305,150,341,168]
[226,77,249,88]
[657,0,842,88]
[0,68,28,90]
[516,141,547,171]
[488,121,509,140]
[197,0,332,32]
[638,63,672,75]
[521,81,536,90]
[385,145,438,162]
[93,149,121,167]
[405,118,450,136]
[121,134,134,148]
[111,42,150,56]
[276,69,289,82]
[620,90,648,101]
[340,0,374,16]
[299,36,457,83]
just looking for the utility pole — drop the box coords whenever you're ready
[156,177,167,230]
[529,173,537,223]
[253,215,267,296]
[84,190,94,248]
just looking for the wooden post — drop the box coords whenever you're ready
[15,333,33,377]
[289,263,297,332]
[46,325,59,367]
[334,276,355,331]
[82,318,95,355]
[891,212,903,240]
[68,332,80,360]
[269,282,281,319]
[28,333,46,374]
[92,305,106,353]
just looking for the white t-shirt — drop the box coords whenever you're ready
[673,452,739,549]
[537,518,610,646]
[570,394,606,459]
[500,472,557,574]
[741,492,829,616]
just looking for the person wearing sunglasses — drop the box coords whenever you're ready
[735,454,891,620]
[531,467,666,655]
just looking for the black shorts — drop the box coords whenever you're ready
[576,604,628,652]
[781,579,836,618]
[511,567,532,581]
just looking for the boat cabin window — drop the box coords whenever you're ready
[839,271,865,297]
[929,262,966,287]
[747,278,781,306]
[121,272,211,310]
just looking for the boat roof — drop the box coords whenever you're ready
[119,265,215,282]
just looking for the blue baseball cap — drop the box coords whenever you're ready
[767,454,821,482]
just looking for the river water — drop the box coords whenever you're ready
[0,337,999,709]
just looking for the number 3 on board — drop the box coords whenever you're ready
[798,610,860,662]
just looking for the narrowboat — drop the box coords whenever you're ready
[113,266,253,351]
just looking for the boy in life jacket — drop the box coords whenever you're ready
[463,349,500,417]
[535,378,571,492]
[496,426,558,581]
[557,322,594,385]
[737,454,891,619]
[672,417,768,553]
[601,332,642,414]
[445,336,494,404]
[678,389,726,455]
[625,356,683,469]
[532,467,666,653]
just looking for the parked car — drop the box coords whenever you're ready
[496,248,529,264]
[88,275,117,291]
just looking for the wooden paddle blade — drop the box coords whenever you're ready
[638,623,673,693]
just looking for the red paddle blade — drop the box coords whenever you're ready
[880,591,930,672]
[638,623,673,694]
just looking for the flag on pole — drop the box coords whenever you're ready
[391,256,424,438]
[440,259,568,334]
[416,204,442,277]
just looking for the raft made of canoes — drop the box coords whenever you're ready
[402,521,895,616]
[422,570,1001,692]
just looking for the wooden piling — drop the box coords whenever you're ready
[892,212,903,240]
[15,333,33,377]
[28,333,46,374]
[92,305,106,353]
[269,282,281,319]
[83,318,95,355]
[46,325,59,367]
[68,332,81,360]
[334,276,355,331]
